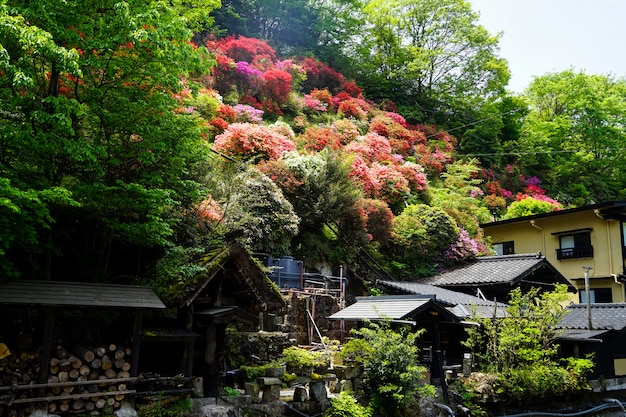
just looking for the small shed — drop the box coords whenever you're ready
[156,243,286,396]
[418,253,575,302]
[328,295,463,391]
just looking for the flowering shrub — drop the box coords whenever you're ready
[233,61,263,93]
[233,104,264,123]
[210,53,235,93]
[397,162,428,193]
[309,88,334,108]
[302,94,328,112]
[484,194,507,216]
[349,156,378,196]
[238,93,262,109]
[443,228,479,264]
[216,104,237,123]
[300,57,344,92]
[197,194,223,223]
[331,119,360,145]
[338,97,370,120]
[269,120,296,141]
[340,80,363,98]
[261,69,292,105]
[299,126,341,151]
[415,145,451,175]
[369,115,424,156]
[275,59,306,90]
[370,162,410,204]
[355,198,393,243]
[385,112,408,128]
[211,35,277,64]
[214,122,296,160]
[258,159,304,193]
[363,132,393,162]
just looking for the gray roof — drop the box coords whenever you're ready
[0,280,165,309]
[559,303,626,331]
[328,295,458,323]
[379,281,508,318]
[419,253,562,287]
[557,328,609,342]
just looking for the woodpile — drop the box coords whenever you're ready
[0,343,134,415]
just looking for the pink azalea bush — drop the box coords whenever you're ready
[214,123,296,160]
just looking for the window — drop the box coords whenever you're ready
[579,288,612,303]
[493,241,514,255]
[556,231,593,259]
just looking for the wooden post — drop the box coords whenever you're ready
[39,307,56,384]
[130,311,142,376]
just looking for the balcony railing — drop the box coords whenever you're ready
[556,246,594,260]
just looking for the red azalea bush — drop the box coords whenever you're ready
[309,88,334,108]
[300,57,344,92]
[299,126,342,151]
[211,35,277,64]
[261,69,292,105]
[340,80,363,98]
[338,97,370,120]
[349,155,378,196]
[397,162,428,193]
[210,54,235,93]
[214,122,296,160]
[355,198,394,243]
[258,159,304,194]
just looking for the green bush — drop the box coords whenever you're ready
[239,365,266,382]
[341,320,434,417]
[281,346,327,369]
[323,391,372,417]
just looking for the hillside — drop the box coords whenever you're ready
[2,0,625,291]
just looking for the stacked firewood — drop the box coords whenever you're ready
[0,343,134,415]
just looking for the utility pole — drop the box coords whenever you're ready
[583,266,593,330]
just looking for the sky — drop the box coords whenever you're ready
[469,0,626,93]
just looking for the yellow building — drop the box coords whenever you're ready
[481,201,626,303]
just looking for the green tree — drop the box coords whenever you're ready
[265,150,364,263]
[502,197,559,219]
[462,285,594,405]
[386,203,459,277]
[0,0,217,280]
[221,166,300,255]
[337,0,509,124]
[519,70,626,204]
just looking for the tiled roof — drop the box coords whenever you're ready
[379,281,508,318]
[328,295,458,323]
[559,303,626,331]
[419,253,554,287]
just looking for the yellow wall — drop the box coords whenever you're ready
[614,358,626,376]
[483,210,626,302]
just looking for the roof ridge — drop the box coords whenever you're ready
[477,252,544,261]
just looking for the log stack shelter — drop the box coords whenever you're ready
[0,243,286,414]
[0,280,166,414]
